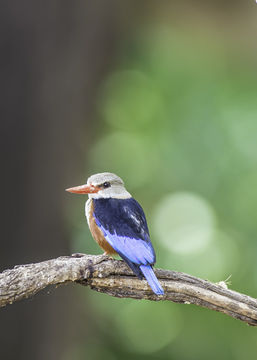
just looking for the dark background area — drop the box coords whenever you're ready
[1,1,257,359]
[1,2,125,359]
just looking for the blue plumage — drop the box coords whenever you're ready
[93,198,164,295]
[140,265,165,296]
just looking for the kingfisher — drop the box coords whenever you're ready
[66,172,164,295]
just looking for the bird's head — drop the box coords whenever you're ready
[66,172,131,199]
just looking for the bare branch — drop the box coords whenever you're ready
[1,254,257,326]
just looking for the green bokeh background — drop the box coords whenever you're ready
[68,12,257,360]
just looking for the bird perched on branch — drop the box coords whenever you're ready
[66,172,164,295]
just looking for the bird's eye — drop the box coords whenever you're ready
[102,181,111,188]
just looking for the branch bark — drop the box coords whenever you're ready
[1,254,257,326]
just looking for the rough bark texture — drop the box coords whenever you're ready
[1,253,257,326]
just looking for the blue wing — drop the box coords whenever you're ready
[93,198,156,266]
[93,198,164,295]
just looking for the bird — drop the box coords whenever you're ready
[66,172,164,295]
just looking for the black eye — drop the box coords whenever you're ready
[102,181,111,188]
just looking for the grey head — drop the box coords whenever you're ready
[87,172,131,199]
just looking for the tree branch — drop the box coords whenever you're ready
[1,254,257,326]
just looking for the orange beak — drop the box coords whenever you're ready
[65,183,99,194]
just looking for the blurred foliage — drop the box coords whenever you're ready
[71,22,257,360]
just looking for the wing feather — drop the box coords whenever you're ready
[93,198,156,266]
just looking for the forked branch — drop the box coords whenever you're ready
[1,254,257,326]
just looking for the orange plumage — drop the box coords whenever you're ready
[88,200,116,255]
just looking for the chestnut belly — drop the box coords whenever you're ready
[87,199,116,255]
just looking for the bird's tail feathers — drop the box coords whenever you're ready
[140,265,164,295]
[118,252,143,279]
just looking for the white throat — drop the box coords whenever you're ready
[88,186,131,199]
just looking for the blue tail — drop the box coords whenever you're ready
[140,265,164,295]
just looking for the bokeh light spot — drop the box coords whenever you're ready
[115,301,182,354]
[89,132,157,188]
[153,192,216,255]
[99,70,164,131]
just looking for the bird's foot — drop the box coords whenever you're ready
[103,252,115,260]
